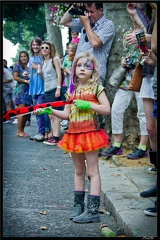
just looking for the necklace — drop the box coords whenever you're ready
[76,86,90,93]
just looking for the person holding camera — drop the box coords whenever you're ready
[102,3,149,160]
[60,3,115,85]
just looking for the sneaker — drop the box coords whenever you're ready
[126,148,148,159]
[12,118,18,124]
[3,120,13,124]
[26,121,31,126]
[43,137,59,145]
[147,167,157,174]
[140,184,157,198]
[144,201,157,217]
[61,120,69,127]
[30,133,45,142]
[102,145,122,157]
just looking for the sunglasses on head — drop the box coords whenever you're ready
[41,46,49,50]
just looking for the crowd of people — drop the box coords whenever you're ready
[3,2,157,222]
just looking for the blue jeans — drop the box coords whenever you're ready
[32,94,45,135]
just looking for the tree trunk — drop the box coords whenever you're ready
[44,3,63,57]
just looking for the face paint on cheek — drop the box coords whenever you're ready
[84,59,94,70]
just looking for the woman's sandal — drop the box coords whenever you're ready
[17,132,29,137]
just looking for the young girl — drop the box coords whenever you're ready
[35,52,111,223]
[39,41,62,145]
[13,51,32,137]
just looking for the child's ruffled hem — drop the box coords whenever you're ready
[58,129,111,153]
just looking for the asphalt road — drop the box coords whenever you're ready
[3,118,118,237]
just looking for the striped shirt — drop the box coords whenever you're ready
[72,15,115,81]
[66,83,105,134]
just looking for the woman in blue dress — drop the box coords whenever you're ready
[13,51,32,137]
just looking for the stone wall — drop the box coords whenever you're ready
[103,3,144,150]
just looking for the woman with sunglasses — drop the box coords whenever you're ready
[39,41,62,145]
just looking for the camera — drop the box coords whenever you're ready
[69,4,88,16]
[124,57,136,70]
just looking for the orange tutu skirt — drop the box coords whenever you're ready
[58,129,111,153]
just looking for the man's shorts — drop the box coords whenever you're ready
[3,90,13,103]
[153,100,157,118]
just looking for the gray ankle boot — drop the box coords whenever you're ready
[73,195,100,223]
[69,191,85,220]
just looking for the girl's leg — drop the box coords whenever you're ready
[85,150,101,196]
[71,152,86,191]
[73,151,101,223]
[70,153,86,220]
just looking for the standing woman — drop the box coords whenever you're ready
[39,41,62,145]
[13,51,32,137]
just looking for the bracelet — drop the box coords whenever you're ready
[57,86,61,89]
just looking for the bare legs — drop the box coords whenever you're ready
[49,115,60,137]
[17,104,29,137]
[143,98,157,151]
[71,150,101,196]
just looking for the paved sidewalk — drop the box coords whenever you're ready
[3,117,157,237]
[99,156,157,237]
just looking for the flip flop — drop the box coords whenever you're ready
[17,132,29,137]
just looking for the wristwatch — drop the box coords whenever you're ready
[24,80,28,83]
[57,86,61,89]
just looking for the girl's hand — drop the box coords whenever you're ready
[34,108,43,115]
[74,99,91,110]
[34,107,53,115]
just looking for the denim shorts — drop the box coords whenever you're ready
[45,88,62,110]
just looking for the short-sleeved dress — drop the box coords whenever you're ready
[58,83,111,153]
[13,64,32,106]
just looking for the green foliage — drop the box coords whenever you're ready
[3,3,46,49]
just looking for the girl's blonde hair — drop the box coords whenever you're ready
[41,41,57,59]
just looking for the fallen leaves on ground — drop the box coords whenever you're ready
[40,226,48,230]
[39,211,47,215]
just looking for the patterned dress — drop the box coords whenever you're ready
[58,83,111,153]
[13,64,32,106]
